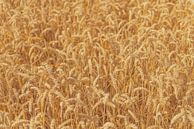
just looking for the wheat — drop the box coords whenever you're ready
[126,123,138,129]
[128,109,139,123]
[58,119,73,129]
[0,124,8,129]
[11,120,29,127]
[170,109,185,126]
[101,122,115,129]
[50,119,55,129]
[0,0,193,128]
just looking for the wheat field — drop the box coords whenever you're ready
[0,0,194,129]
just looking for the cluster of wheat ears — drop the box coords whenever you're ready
[0,0,194,129]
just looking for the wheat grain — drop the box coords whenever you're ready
[0,0,193,128]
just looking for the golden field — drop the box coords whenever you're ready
[0,0,194,129]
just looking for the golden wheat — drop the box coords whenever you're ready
[0,0,194,129]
